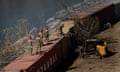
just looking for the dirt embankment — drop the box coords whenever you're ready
[59,21,120,72]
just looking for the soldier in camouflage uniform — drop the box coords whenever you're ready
[44,28,49,42]
[35,30,43,54]
[27,34,33,55]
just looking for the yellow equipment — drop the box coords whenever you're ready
[79,38,107,58]
[96,41,107,56]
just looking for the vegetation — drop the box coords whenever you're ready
[0,18,33,69]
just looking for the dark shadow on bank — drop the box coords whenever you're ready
[104,51,117,58]
[57,45,80,72]
[96,18,119,35]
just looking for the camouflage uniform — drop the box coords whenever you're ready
[44,28,49,41]
[36,32,43,54]
[27,35,33,55]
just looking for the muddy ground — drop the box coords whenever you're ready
[58,21,120,72]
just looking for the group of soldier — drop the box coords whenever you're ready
[27,28,49,55]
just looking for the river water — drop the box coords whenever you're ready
[0,0,83,40]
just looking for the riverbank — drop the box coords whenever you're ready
[58,21,120,72]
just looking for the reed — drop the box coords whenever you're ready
[0,18,33,69]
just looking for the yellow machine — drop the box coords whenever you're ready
[96,41,107,58]
[79,38,107,58]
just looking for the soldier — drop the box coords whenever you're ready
[27,34,34,55]
[44,28,49,42]
[59,24,64,37]
[35,30,43,54]
[104,22,112,29]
